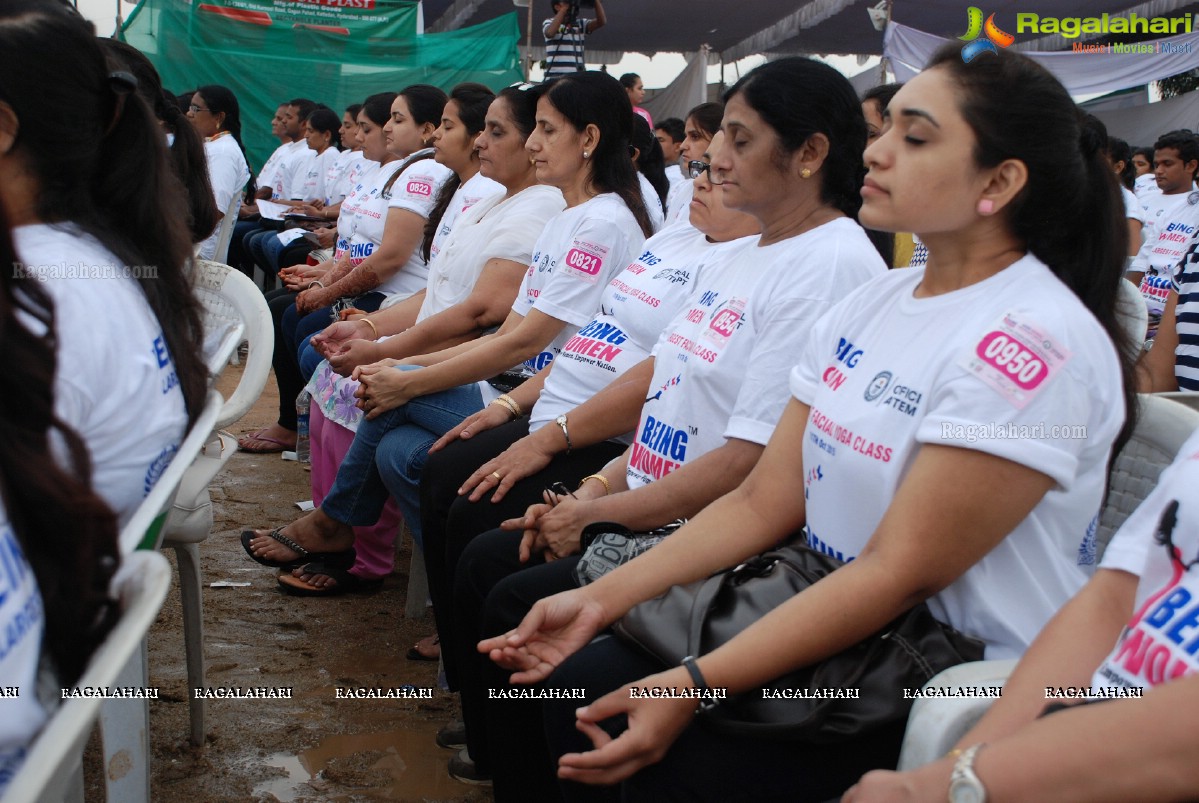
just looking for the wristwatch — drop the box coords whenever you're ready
[948,744,987,803]
[555,413,573,455]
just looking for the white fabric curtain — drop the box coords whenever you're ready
[884,21,1199,97]
[1094,90,1199,146]
[642,48,709,124]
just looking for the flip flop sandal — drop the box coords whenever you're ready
[277,561,383,597]
[238,430,295,454]
[406,634,440,662]
[240,528,356,571]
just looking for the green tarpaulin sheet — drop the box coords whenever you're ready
[121,0,522,171]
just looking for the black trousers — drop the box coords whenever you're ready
[266,288,300,430]
[535,637,906,803]
[418,423,623,764]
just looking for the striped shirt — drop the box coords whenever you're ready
[1175,233,1199,391]
[543,17,591,80]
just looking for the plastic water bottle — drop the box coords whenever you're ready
[295,390,311,464]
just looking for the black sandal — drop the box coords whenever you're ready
[276,561,383,596]
[240,528,355,571]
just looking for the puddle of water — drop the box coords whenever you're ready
[252,726,468,801]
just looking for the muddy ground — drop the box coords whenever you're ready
[83,364,494,802]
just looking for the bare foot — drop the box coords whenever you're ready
[247,509,354,563]
[238,423,297,453]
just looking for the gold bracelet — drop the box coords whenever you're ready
[490,397,520,420]
[578,474,611,495]
[361,317,379,340]
[496,393,524,418]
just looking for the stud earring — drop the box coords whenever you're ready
[977,198,995,215]
[583,150,589,159]
[801,168,812,179]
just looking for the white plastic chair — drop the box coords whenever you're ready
[1156,390,1199,414]
[896,393,1199,770]
[4,551,172,803]
[1115,277,1148,360]
[92,389,223,803]
[158,260,273,747]
[211,194,242,267]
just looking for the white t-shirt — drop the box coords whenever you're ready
[1133,190,1199,337]
[510,193,646,381]
[426,171,505,267]
[309,185,565,432]
[0,507,46,798]
[791,254,1124,659]
[256,141,291,195]
[13,224,190,529]
[638,172,665,234]
[415,184,564,324]
[334,152,452,300]
[1092,428,1199,691]
[529,222,735,439]
[197,133,250,260]
[297,146,343,205]
[1133,190,1199,276]
[627,218,886,491]
[664,163,685,192]
[1134,172,1161,200]
[332,150,371,204]
[1122,186,1146,224]
[269,140,315,201]
[664,180,694,228]
[376,151,455,299]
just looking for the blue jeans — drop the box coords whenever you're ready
[246,229,289,277]
[282,292,385,386]
[320,366,484,552]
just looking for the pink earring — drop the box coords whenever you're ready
[977,199,995,215]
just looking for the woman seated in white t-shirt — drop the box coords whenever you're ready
[268,84,559,596]
[479,46,1139,802]
[0,4,207,787]
[240,86,455,454]
[242,72,654,591]
[0,219,123,797]
[663,101,722,225]
[187,84,252,261]
[845,426,1199,803]
[1107,134,1146,257]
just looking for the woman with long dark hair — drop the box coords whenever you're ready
[1,1,207,522]
[480,48,1136,801]
[187,84,252,260]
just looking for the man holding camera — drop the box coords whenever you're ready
[543,0,606,80]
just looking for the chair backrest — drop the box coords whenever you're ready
[1155,390,1199,414]
[192,260,275,430]
[2,551,172,802]
[119,390,223,553]
[1097,393,1199,560]
[210,194,242,266]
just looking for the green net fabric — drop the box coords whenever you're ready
[121,0,522,171]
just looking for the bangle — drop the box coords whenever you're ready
[681,656,720,713]
[578,474,611,495]
[307,280,325,290]
[361,317,379,339]
[496,393,524,417]
[491,396,521,420]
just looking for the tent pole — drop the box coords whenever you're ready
[525,1,534,81]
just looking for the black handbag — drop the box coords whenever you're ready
[613,543,985,742]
